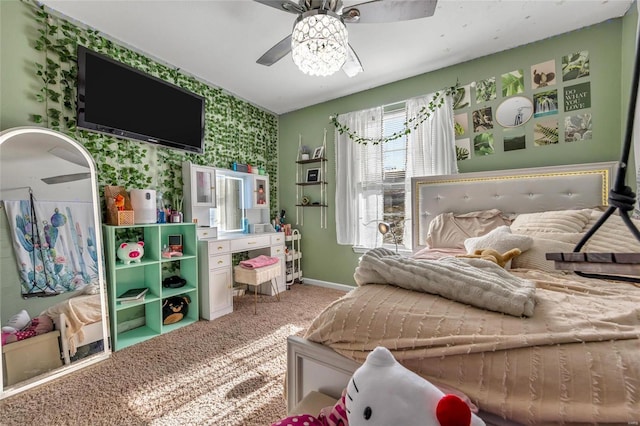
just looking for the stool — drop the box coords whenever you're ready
[234,261,281,314]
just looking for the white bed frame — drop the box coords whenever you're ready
[52,314,106,365]
[287,161,617,425]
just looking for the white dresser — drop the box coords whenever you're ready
[198,232,286,320]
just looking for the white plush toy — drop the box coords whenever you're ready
[345,347,485,426]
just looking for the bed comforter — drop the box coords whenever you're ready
[303,268,640,424]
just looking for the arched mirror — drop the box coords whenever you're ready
[495,96,534,128]
[0,127,110,399]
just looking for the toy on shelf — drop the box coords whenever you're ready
[116,241,145,264]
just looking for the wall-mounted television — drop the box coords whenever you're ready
[77,45,205,154]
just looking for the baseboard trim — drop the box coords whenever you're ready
[302,278,353,293]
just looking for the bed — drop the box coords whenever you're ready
[286,161,640,425]
[44,293,106,365]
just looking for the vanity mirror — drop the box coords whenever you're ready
[215,172,245,232]
[0,127,110,399]
[495,96,534,128]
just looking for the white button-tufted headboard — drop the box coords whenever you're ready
[411,161,617,250]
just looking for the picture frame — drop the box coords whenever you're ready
[306,168,321,183]
[312,146,324,159]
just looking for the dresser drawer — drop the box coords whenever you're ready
[197,228,217,240]
[209,254,231,269]
[208,240,230,254]
[270,245,285,256]
[270,234,285,245]
[230,235,271,252]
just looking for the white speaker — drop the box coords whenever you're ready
[130,189,157,224]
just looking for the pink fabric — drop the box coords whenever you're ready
[239,255,279,269]
[271,391,347,426]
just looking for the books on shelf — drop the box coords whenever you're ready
[116,287,148,303]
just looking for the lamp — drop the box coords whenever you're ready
[378,221,398,253]
[291,10,348,77]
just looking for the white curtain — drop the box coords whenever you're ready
[402,93,458,247]
[335,91,456,249]
[335,107,383,245]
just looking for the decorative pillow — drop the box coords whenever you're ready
[510,209,593,234]
[511,237,576,272]
[464,226,533,268]
[426,209,511,249]
[582,210,640,252]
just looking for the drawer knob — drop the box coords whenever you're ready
[217,260,224,264]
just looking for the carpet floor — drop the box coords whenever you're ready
[0,284,347,426]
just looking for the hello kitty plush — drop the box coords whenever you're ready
[346,347,485,426]
[272,347,485,426]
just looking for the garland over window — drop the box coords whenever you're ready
[330,83,459,145]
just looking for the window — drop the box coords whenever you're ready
[380,108,407,248]
[334,91,456,252]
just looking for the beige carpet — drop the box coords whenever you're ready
[0,284,347,426]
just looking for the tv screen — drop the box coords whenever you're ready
[77,45,205,154]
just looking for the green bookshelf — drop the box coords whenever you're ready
[102,223,198,350]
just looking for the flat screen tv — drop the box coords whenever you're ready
[77,45,205,154]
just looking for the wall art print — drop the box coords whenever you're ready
[475,77,497,103]
[564,82,591,112]
[562,50,590,81]
[565,114,593,142]
[533,118,559,146]
[3,199,98,296]
[501,70,524,97]
[453,84,471,110]
[533,89,558,117]
[454,113,469,137]
[504,130,526,152]
[456,138,471,161]
[473,132,495,156]
[472,107,493,132]
[531,60,556,89]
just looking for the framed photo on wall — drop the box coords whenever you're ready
[306,168,321,183]
[312,146,324,159]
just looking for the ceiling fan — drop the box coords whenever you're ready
[255,0,438,77]
[41,146,91,185]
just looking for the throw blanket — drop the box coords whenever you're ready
[354,248,536,317]
[239,255,279,269]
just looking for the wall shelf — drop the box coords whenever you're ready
[296,131,328,228]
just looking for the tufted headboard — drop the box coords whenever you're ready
[411,161,617,250]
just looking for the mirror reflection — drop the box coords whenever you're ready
[496,96,534,127]
[215,174,245,232]
[0,127,110,397]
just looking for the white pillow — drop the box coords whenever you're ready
[582,210,640,252]
[464,226,534,268]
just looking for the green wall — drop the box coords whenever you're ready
[280,13,638,287]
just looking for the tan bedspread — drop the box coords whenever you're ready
[42,294,103,354]
[304,270,640,424]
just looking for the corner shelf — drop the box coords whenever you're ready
[102,223,199,351]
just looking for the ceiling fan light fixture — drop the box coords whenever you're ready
[291,10,347,77]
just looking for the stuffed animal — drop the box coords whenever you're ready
[114,193,125,211]
[162,295,190,325]
[117,241,145,264]
[271,346,485,426]
[456,248,521,268]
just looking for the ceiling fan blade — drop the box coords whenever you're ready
[253,0,305,14]
[342,0,438,24]
[257,34,293,66]
[41,172,91,185]
[343,44,363,77]
[48,146,89,168]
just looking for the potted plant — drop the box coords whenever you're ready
[300,145,311,160]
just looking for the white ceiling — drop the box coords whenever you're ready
[40,0,634,115]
